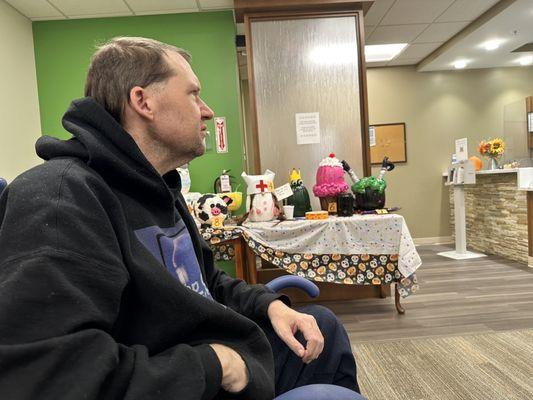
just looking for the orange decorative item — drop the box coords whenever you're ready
[305,211,329,220]
[469,156,482,171]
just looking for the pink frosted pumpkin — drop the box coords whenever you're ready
[313,153,349,197]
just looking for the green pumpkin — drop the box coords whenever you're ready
[287,169,312,217]
[351,176,387,194]
[287,184,312,217]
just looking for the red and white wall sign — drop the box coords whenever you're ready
[215,117,228,153]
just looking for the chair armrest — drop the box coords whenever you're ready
[265,275,320,298]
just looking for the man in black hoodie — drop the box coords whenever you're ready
[0,37,360,399]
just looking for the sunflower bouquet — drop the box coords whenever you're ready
[478,138,505,159]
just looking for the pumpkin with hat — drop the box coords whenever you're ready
[241,170,281,222]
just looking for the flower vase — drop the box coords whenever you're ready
[488,157,498,170]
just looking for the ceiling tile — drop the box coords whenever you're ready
[388,58,420,66]
[363,0,395,26]
[364,25,376,41]
[395,42,441,59]
[367,24,428,45]
[381,0,454,25]
[5,0,64,18]
[419,0,533,71]
[436,0,500,22]
[126,0,197,13]
[49,0,130,16]
[198,0,233,10]
[414,21,469,43]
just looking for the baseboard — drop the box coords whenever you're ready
[413,236,453,246]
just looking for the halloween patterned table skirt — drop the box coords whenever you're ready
[201,218,420,298]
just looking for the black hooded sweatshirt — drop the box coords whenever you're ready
[0,98,287,400]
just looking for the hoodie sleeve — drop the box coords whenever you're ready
[0,162,222,400]
[200,240,290,321]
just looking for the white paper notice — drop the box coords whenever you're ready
[369,126,376,147]
[455,138,468,162]
[296,112,320,145]
[274,183,293,201]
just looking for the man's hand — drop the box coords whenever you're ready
[209,343,249,393]
[267,300,324,364]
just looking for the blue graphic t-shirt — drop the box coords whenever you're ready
[135,219,213,300]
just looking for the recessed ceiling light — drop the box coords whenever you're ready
[453,60,468,69]
[482,39,502,51]
[365,43,408,62]
[517,55,533,66]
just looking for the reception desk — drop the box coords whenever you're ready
[445,169,530,265]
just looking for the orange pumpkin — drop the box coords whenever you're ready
[469,156,482,171]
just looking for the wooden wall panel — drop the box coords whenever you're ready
[234,0,373,22]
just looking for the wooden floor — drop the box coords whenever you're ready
[323,244,533,344]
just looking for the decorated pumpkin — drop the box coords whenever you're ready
[287,168,312,217]
[469,156,482,171]
[241,170,280,222]
[193,194,233,228]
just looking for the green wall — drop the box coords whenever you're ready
[33,11,243,276]
[33,11,244,200]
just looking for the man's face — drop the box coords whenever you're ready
[147,52,214,163]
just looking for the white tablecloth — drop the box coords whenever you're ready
[243,214,421,278]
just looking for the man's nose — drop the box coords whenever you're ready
[201,99,214,120]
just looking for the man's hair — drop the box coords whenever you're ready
[84,37,191,123]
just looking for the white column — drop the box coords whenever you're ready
[454,185,467,254]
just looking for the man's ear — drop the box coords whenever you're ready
[128,86,155,121]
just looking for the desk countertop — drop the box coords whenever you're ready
[442,168,518,177]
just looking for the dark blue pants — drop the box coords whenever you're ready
[260,305,360,397]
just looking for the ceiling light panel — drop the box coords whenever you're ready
[517,55,533,65]
[482,39,503,50]
[453,59,468,69]
[365,43,408,62]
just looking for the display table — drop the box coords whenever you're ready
[201,214,422,313]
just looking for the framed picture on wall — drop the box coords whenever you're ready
[369,123,407,164]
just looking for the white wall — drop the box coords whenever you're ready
[0,0,42,182]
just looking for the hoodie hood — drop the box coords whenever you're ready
[36,97,179,203]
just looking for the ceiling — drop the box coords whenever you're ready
[4,0,533,71]
[3,0,234,19]
[418,0,533,71]
[364,0,501,67]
